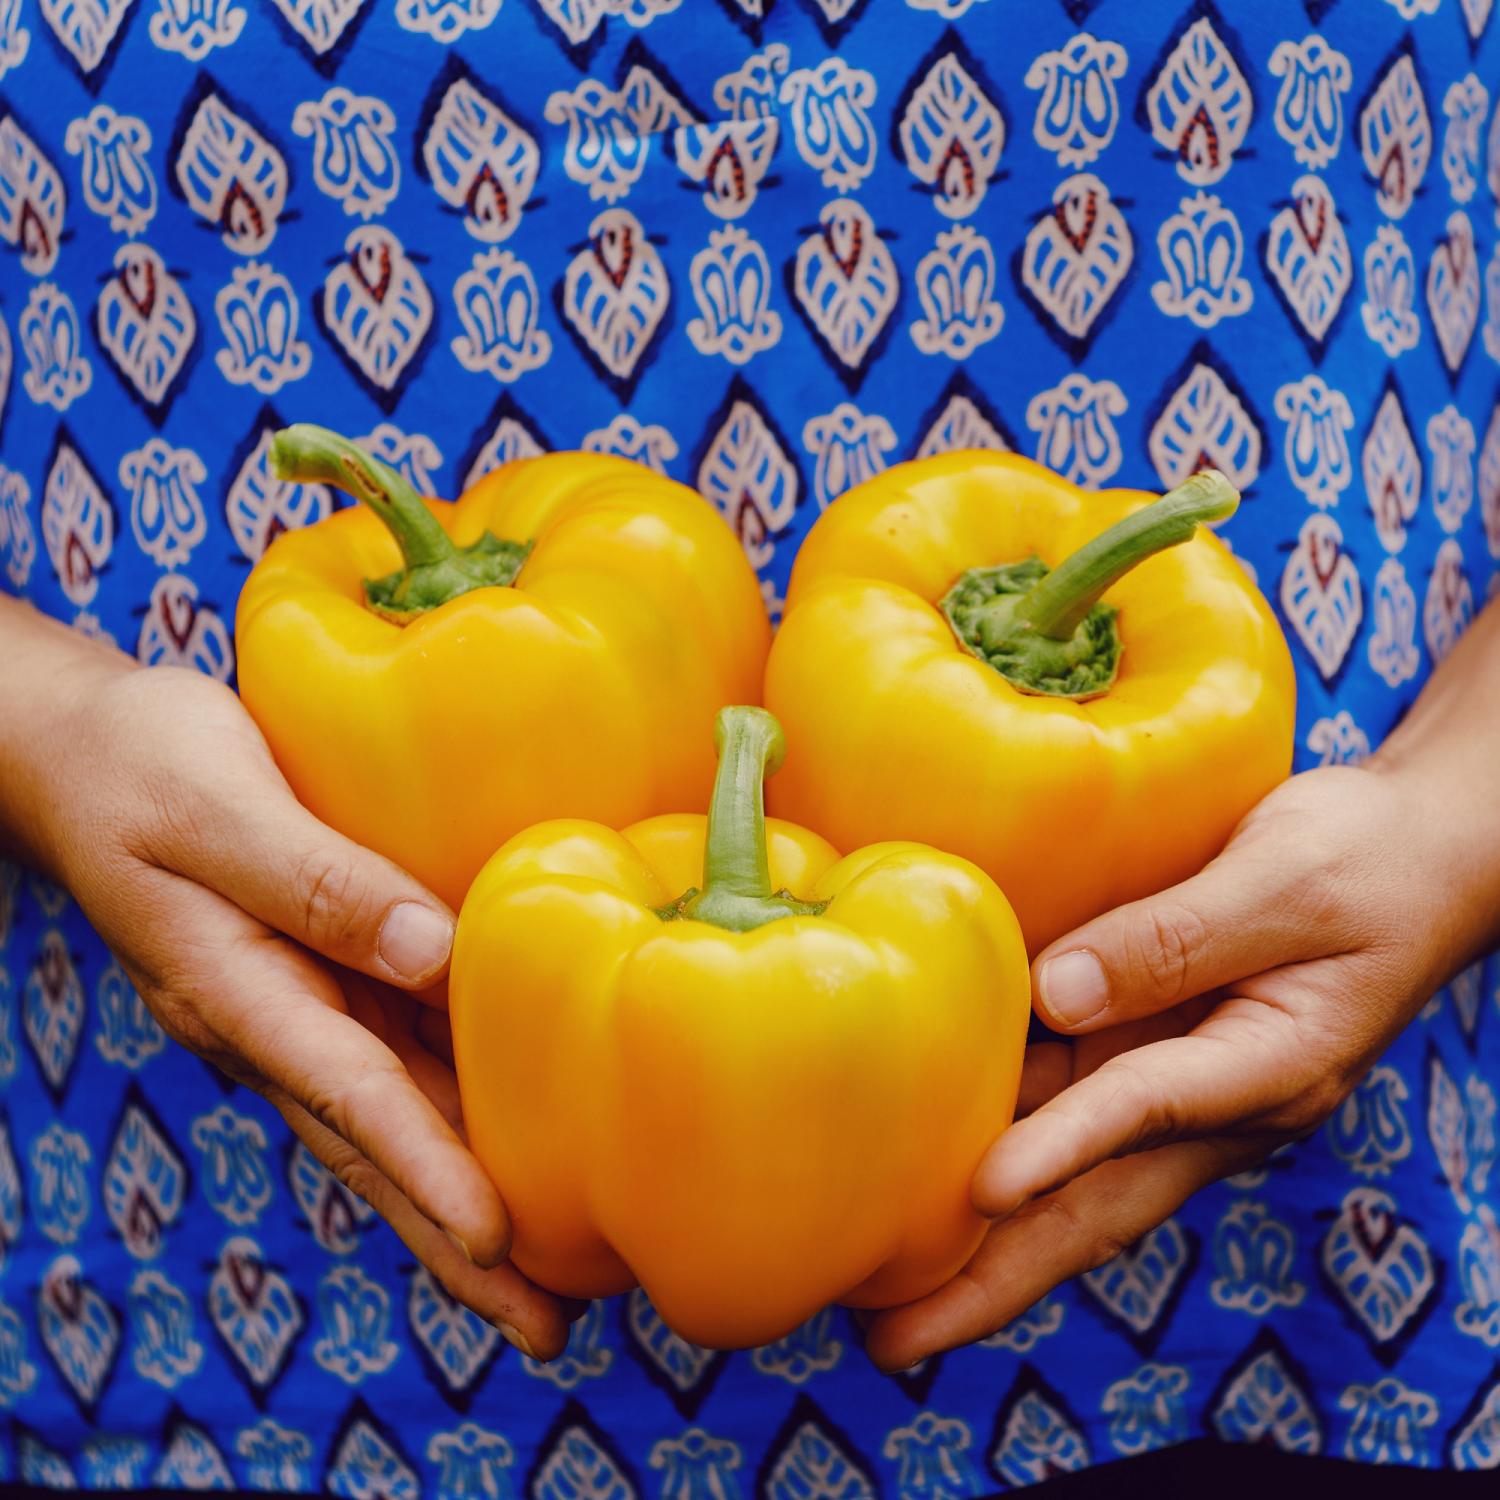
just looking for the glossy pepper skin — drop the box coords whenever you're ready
[450,707,1029,1349]
[765,451,1296,954]
[236,426,770,909]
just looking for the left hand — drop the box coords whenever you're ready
[863,756,1500,1370]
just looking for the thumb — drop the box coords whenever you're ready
[153,777,457,991]
[1031,842,1322,1033]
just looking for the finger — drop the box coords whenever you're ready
[273,1094,571,1360]
[867,1136,1262,1371]
[973,1008,1303,1217]
[1031,843,1335,1032]
[148,871,511,1266]
[1015,1044,1072,1117]
[150,769,456,992]
[341,975,465,1133]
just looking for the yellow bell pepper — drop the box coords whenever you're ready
[765,454,1296,953]
[450,706,1029,1348]
[236,425,770,909]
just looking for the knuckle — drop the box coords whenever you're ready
[1097,1057,1181,1152]
[1127,903,1206,1003]
[294,853,375,954]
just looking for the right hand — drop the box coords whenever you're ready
[7,629,570,1358]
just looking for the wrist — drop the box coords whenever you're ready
[0,597,138,876]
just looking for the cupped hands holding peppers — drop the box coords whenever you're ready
[5,432,1497,1367]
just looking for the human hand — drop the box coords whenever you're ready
[12,642,570,1358]
[865,751,1500,1370]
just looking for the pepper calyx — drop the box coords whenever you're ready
[269,422,530,623]
[938,469,1239,702]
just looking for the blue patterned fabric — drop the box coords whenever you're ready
[1,0,1500,1490]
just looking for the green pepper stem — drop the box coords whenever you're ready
[270,423,454,569]
[268,422,532,623]
[1015,469,1240,640]
[673,707,826,933]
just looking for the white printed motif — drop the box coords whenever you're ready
[582,414,675,471]
[129,1272,204,1386]
[322,225,433,392]
[429,1424,515,1500]
[103,1104,185,1259]
[1361,226,1421,356]
[1152,192,1252,327]
[137,574,234,680]
[191,1104,272,1226]
[358,425,441,493]
[1021,173,1132,343]
[1428,405,1476,533]
[1265,176,1352,343]
[561,208,668,384]
[1275,375,1354,508]
[148,0,244,59]
[651,1429,745,1500]
[1281,514,1362,680]
[676,46,787,221]
[1144,18,1252,186]
[121,439,207,570]
[1025,33,1125,169]
[1210,1202,1306,1315]
[0,0,30,79]
[326,1420,418,1500]
[1481,405,1500,560]
[897,45,1004,217]
[0,1300,38,1407]
[292,89,398,221]
[980,1297,1065,1354]
[883,1414,982,1499]
[803,404,895,511]
[1428,1049,1497,1215]
[94,963,165,1068]
[751,1311,842,1385]
[1456,1206,1500,1348]
[1367,558,1421,689]
[697,395,798,569]
[42,444,112,608]
[65,106,155,236]
[1427,211,1480,373]
[1322,1186,1436,1347]
[0,115,65,275]
[421,77,539,243]
[0,463,35,589]
[1364,387,1422,553]
[215,262,312,394]
[24,929,84,1092]
[1360,55,1431,219]
[1424,538,1473,664]
[1103,1365,1190,1457]
[394,0,498,42]
[237,1421,312,1495]
[1027,374,1126,489]
[1442,75,1489,204]
[38,0,135,73]
[910,225,1003,359]
[96,243,195,409]
[1327,1066,1412,1173]
[545,65,693,204]
[1461,0,1494,36]
[289,1141,374,1255]
[687,226,781,365]
[1269,36,1351,170]
[20,282,90,408]
[269,0,365,53]
[1341,1378,1439,1466]
[1081,1220,1190,1336]
[225,429,331,562]
[1307,710,1370,766]
[1148,362,1261,491]
[916,390,1009,458]
[313,1264,398,1382]
[763,1418,873,1500]
[409,1269,499,1393]
[464,411,545,488]
[992,1385,1091,1487]
[780,58,878,192]
[534,0,681,47]
[792,198,898,374]
[1486,243,1500,364]
[452,249,550,383]
[176,93,287,255]
[208,1236,304,1390]
[39,1254,119,1407]
[31,1123,89,1243]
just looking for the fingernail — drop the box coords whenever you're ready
[494,1320,536,1359]
[378,902,454,983]
[443,1229,473,1264]
[1038,950,1108,1026]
